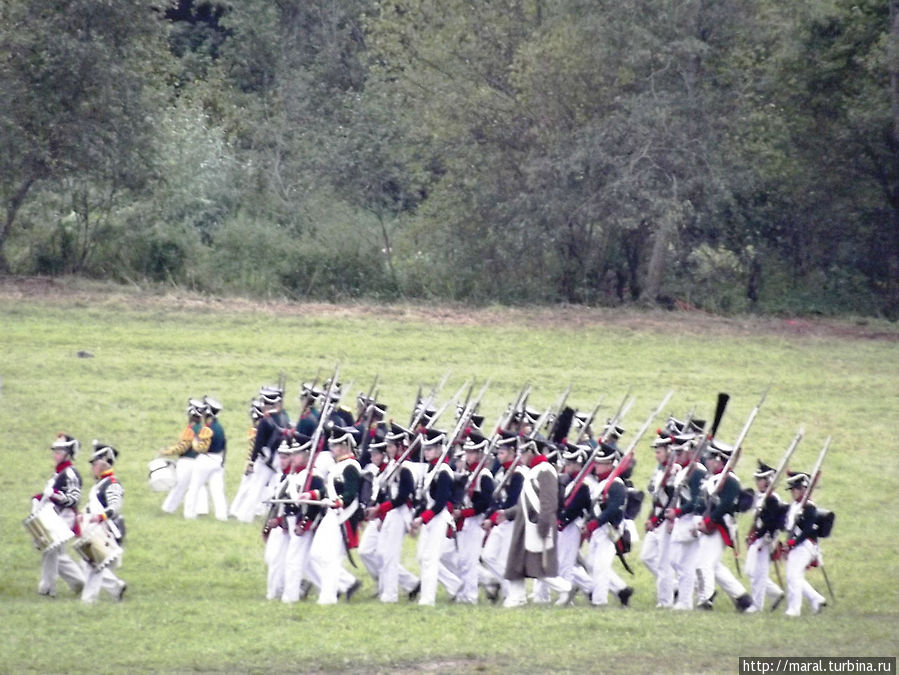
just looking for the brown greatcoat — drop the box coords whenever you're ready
[503,458,560,580]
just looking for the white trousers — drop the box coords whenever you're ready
[376,506,419,602]
[185,453,227,520]
[453,514,485,603]
[696,530,747,604]
[670,516,700,610]
[237,459,275,523]
[161,456,195,514]
[308,510,357,605]
[264,525,289,600]
[589,526,618,605]
[40,546,85,596]
[416,510,458,606]
[81,564,124,603]
[480,520,513,598]
[785,540,826,616]
[282,515,320,603]
[745,537,783,610]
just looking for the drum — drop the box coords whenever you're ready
[22,502,75,552]
[148,457,176,492]
[73,523,122,570]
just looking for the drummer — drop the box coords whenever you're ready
[33,434,86,597]
[81,441,127,604]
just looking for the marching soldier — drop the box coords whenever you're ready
[358,424,390,592]
[228,398,264,519]
[499,437,572,608]
[781,472,827,616]
[307,426,363,605]
[695,441,754,612]
[263,440,295,600]
[33,434,86,597]
[237,386,290,523]
[81,441,126,604]
[184,396,227,520]
[410,428,460,606]
[556,443,597,603]
[450,431,495,604]
[583,442,628,607]
[745,460,786,611]
[665,435,705,610]
[640,434,679,608]
[281,433,325,603]
[160,399,207,517]
[366,423,421,602]
[479,432,523,603]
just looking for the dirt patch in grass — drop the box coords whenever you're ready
[1,275,896,342]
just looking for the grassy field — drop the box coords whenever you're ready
[1,280,897,673]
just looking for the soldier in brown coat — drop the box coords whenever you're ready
[498,438,572,607]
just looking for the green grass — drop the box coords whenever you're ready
[1,291,898,673]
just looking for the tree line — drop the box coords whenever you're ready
[1,0,897,317]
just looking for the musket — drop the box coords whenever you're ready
[572,394,607,446]
[603,390,674,500]
[379,391,459,486]
[264,497,333,507]
[818,559,836,602]
[563,392,635,509]
[798,437,830,511]
[297,368,323,419]
[728,386,770,461]
[747,427,803,546]
[671,392,730,495]
[410,370,452,426]
[435,380,489,467]
[464,411,506,501]
[302,363,341,494]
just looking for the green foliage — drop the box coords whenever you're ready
[1,0,897,316]
[0,293,896,671]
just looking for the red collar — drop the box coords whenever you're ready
[99,469,115,480]
[55,459,73,473]
[528,454,548,469]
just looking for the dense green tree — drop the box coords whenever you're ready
[0,0,170,273]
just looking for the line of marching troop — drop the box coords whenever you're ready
[153,379,835,615]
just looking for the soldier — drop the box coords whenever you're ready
[695,440,754,612]
[358,424,390,593]
[781,472,827,616]
[306,426,363,605]
[499,437,572,608]
[479,432,523,603]
[556,443,597,603]
[745,460,786,611]
[184,396,227,520]
[666,435,705,610]
[280,433,325,603]
[33,434,86,597]
[160,399,206,517]
[410,428,460,606]
[365,423,421,602]
[583,442,628,607]
[641,434,679,608]
[81,441,126,604]
[450,431,495,604]
[228,398,264,519]
[237,385,290,523]
[262,440,295,600]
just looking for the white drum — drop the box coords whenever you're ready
[23,502,75,552]
[148,457,176,492]
[73,522,122,570]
